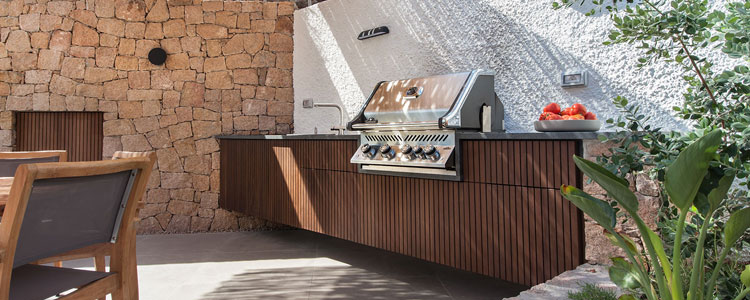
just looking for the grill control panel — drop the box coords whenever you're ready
[350,130,457,179]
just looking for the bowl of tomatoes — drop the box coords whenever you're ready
[534,102,601,132]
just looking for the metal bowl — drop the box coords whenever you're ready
[534,120,601,132]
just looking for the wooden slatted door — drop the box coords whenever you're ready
[15,112,104,162]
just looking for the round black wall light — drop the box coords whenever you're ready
[148,48,167,65]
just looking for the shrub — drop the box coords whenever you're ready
[568,283,618,300]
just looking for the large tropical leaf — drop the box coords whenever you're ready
[609,257,642,289]
[707,174,735,211]
[725,207,750,247]
[605,231,638,254]
[664,130,723,210]
[573,156,639,213]
[561,185,616,230]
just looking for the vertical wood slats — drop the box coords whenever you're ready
[219,138,585,286]
[15,112,104,162]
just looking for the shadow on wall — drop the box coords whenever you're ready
[294,0,687,133]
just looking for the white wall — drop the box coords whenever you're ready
[293,0,724,133]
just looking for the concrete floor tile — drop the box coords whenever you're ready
[83,229,527,299]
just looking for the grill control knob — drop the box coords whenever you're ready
[413,146,424,158]
[401,145,416,159]
[360,144,376,158]
[424,145,440,160]
[379,144,395,159]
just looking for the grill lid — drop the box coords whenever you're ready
[348,69,504,132]
[362,72,471,124]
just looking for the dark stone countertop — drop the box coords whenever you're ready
[217,131,608,141]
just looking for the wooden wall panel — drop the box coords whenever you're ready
[15,112,104,162]
[219,138,585,286]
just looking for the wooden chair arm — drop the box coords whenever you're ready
[33,243,112,265]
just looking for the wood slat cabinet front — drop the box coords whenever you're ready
[219,138,585,286]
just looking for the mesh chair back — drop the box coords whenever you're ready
[0,157,60,177]
[13,170,136,268]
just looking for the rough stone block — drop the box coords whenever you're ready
[160,172,192,189]
[163,19,186,37]
[6,30,31,52]
[225,54,251,69]
[95,47,117,68]
[191,120,220,139]
[127,89,162,101]
[11,53,37,71]
[24,70,52,84]
[165,53,189,70]
[115,0,146,21]
[146,0,169,22]
[103,79,129,100]
[30,32,50,49]
[48,30,72,52]
[49,74,76,95]
[269,33,293,52]
[70,9,98,27]
[121,134,152,151]
[19,13,40,32]
[203,57,226,72]
[196,24,227,39]
[97,18,125,37]
[125,22,146,39]
[72,23,99,47]
[205,71,232,89]
[84,67,118,83]
[184,5,203,24]
[250,19,275,33]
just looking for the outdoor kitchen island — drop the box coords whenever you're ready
[218,132,598,287]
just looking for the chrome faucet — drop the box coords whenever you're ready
[302,99,346,135]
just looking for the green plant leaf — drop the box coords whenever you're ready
[604,231,638,254]
[561,185,616,229]
[609,257,642,289]
[693,192,710,216]
[725,207,750,247]
[664,129,723,210]
[707,174,735,211]
[618,295,637,300]
[573,156,638,213]
[742,264,750,288]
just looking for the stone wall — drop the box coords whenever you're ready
[582,140,662,264]
[0,0,295,234]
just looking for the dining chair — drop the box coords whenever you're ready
[0,151,67,177]
[34,151,156,300]
[0,157,152,299]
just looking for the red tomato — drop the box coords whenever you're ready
[539,112,555,120]
[561,107,576,116]
[572,103,587,115]
[562,114,584,120]
[546,114,563,120]
[584,112,597,120]
[543,103,561,114]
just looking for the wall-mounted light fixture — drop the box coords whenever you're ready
[148,48,167,66]
[358,26,389,40]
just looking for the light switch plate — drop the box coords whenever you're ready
[561,70,588,87]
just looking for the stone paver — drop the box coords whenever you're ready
[506,263,619,300]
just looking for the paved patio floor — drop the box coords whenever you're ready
[65,230,526,299]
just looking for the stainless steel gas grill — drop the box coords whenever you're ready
[347,69,504,180]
